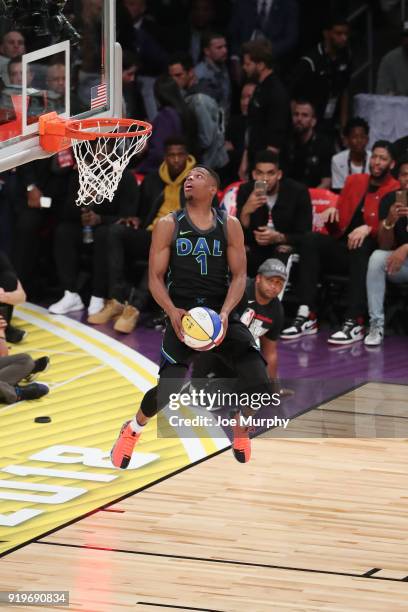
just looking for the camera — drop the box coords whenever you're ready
[0,1,80,45]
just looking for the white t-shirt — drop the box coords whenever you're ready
[266,193,278,211]
[331,149,371,190]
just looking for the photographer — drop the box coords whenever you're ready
[0,315,49,403]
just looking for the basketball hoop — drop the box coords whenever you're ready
[39,113,152,206]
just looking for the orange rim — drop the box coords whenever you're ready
[64,117,152,141]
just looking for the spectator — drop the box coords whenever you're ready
[168,53,228,171]
[88,137,196,332]
[118,0,168,76]
[48,169,140,316]
[195,32,231,119]
[0,57,43,122]
[0,31,25,85]
[241,39,290,174]
[376,22,408,96]
[286,99,333,188]
[236,150,313,276]
[224,81,256,183]
[365,160,408,346]
[0,250,27,344]
[45,63,66,114]
[154,0,218,63]
[13,155,75,300]
[122,50,146,119]
[147,0,199,55]
[77,0,105,109]
[331,117,371,192]
[289,15,351,137]
[117,0,169,119]
[0,327,49,403]
[137,74,196,174]
[0,170,17,254]
[189,0,217,63]
[8,55,25,85]
[392,133,408,165]
[281,141,399,345]
[192,258,286,388]
[228,0,299,63]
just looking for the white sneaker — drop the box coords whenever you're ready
[281,315,318,340]
[88,296,105,316]
[48,291,84,315]
[364,324,384,347]
[328,319,365,345]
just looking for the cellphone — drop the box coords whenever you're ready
[254,180,267,196]
[40,196,52,208]
[396,190,407,206]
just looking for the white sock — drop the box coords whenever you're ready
[130,417,145,433]
[298,305,310,318]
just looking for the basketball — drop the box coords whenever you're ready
[181,307,224,351]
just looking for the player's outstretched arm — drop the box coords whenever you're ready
[220,216,247,325]
[148,216,186,341]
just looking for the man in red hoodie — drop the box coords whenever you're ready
[281,140,399,345]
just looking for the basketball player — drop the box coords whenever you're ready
[111,166,273,467]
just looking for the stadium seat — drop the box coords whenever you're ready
[309,188,339,235]
[219,181,244,216]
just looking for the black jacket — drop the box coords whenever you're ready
[236,178,313,247]
[138,171,187,230]
[289,42,352,123]
[247,73,290,162]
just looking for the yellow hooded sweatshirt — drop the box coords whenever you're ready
[147,155,196,230]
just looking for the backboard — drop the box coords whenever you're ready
[0,0,122,172]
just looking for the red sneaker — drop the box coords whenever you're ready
[231,414,251,463]
[111,420,141,469]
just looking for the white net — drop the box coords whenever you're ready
[69,119,151,206]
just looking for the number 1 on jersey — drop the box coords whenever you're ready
[195,253,208,275]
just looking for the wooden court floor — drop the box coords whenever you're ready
[1,383,408,611]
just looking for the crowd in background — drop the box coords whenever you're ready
[0,0,407,350]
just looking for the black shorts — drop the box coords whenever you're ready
[160,319,267,377]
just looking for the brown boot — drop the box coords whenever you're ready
[113,304,140,333]
[87,299,124,325]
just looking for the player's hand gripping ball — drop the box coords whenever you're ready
[181,307,224,351]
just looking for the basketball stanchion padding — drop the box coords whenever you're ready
[39,112,152,206]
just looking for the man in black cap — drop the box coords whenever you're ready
[193,258,286,386]
[239,258,286,381]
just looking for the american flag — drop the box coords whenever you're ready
[90,83,107,109]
